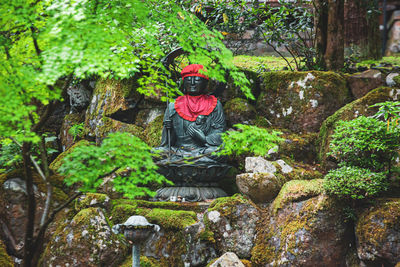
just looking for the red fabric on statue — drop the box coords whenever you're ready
[175,94,217,121]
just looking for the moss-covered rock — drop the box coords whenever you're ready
[75,193,110,211]
[346,69,384,99]
[223,68,260,103]
[318,86,398,167]
[251,194,351,266]
[84,78,146,143]
[224,98,257,127]
[236,172,281,203]
[271,179,324,214]
[279,132,319,164]
[355,198,400,265]
[204,194,260,258]
[59,113,85,150]
[143,114,164,147]
[49,139,91,172]
[257,71,352,132]
[40,207,128,267]
[0,240,13,267]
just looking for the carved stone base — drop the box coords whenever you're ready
[155,186,227,202]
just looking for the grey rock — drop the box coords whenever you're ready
[183,220,217,267]
[209,252,245,267]
[205,200,259,258]
[386,72,399,87]
[355,199,400,266]
[245,157,276,173]
[236,172,281,203]
[3,178,38,195]
[276,159,293,174]
[67,83,91,113]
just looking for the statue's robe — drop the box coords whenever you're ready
[159,94,226,163]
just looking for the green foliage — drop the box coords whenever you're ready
[0,139,22,173]
[328,116,400,171]
[58,132,171,198]
[371,101,400,128]
[68,123,84,141]
[252,0,315,70]
[324,166,388,200]
[0,0,253,144]
[218,124,284,157]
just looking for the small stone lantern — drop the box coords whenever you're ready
[112,216,160,267]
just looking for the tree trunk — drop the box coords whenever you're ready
[344,0,381,60]
[366,1,381,59]
[324,0,344,70]
[315,0,329,69]
[22,142,35,267]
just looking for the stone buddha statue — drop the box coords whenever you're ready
[157,64,226,164]
[154,64,229,201]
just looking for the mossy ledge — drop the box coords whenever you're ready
[272,179,324,214]
[318,86,396,165]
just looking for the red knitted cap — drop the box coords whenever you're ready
[181,64,209,80]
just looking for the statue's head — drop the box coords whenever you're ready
[181,64,209,96]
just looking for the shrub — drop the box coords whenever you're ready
[324,166,388,200]
[328,116,400,171]
[219,124,284,157]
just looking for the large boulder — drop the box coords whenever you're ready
[39,207,127,266]
[318,86,399,167]
[251,180,352,267]
[355,198,400,266]
[204,195,260,258]
[84,78,158,143]
[346,69,383,99]
[0,170,67,261]
[236,172,280,203]
[257,71,352,132]
[224,98,257,127]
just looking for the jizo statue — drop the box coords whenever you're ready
[154,64,229,201]
[157,64,226,164]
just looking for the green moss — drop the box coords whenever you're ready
[356,198,400,248]
[120,256,161,267]
[393,75,400,88]
[318,86,396,165]
[111,200,198,230]
[112,198,202,212]
[75,193,110,211]
[233,55,287,71]
[137,208,197,230]
[358,56,400,67]
[197,228,216,244]
[225,98,256,113]
[0,240,13,267]
[208,194,249,216]
[49,140,91,172]
[96,117,145,142]
[91,78,139,117]
[257,71,351,132]
[143,115,164,147]
[111,203,139,225]
[272,179,324,214]
[280,132,319,163]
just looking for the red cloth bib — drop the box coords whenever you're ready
[175,95,218,121]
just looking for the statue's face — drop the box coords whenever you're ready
[183,76,208,96]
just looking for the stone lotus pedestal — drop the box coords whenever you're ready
[155,162,230,202]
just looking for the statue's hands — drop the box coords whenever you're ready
[164,119,173,130]
[187,124,206,144]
